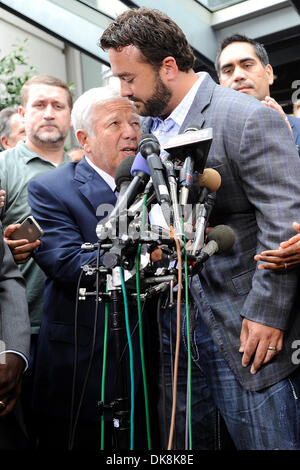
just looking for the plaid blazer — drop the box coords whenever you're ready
[143,72,300,391]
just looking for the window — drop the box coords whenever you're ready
[75,0,128,18]
[196,0,246,12]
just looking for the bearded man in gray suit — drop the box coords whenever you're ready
[0,222,30,449]
[100,8,300,450]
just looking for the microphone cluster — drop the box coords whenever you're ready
[96,126,235,276]
[78,127,236,452]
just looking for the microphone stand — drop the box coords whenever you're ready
[109,286,130,450]
[80,238,132,449]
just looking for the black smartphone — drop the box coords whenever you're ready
[10,216,44,242]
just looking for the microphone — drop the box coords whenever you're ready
[130,151,151,177]
[202,191,216,223]
[198,168,221,204]
[179,155,194,206]
[178,126,200,206]
[138,134,171,226]
[115,154,135,197]
[138,134,171,206]
[111,159,150,219]
[192,224,235,272]
[164,126,213,173]
[127,179,155,218]
[191,192,216,256]
[96,155,150,240]
[161,152,176,180]
[161,152,183,237]
[191,168,221,256]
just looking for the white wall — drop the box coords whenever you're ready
[0,7,114,146]
[0,7,68,81]
[0,7,79,146]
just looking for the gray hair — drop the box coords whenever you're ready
[0,105,19,149]
[71,86,131,138]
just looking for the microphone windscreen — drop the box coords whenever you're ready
[115,155,135,190]
[138,134,161,157]
[130,152,151,176]
[198,168,221,192]
[206,224,235,253]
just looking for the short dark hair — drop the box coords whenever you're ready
[215,34,269,76]
[100,7,195,72]
[0,105,19,149]
[20,74,73,109]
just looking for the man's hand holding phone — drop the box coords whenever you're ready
[4,217,43,264]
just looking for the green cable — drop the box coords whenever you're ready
[100,288,109,450]
[182,215,192,450]
[135,192,152,449]
[120,266,135,450]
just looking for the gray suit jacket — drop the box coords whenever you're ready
[0,224,30,360]
[143,72,300,391]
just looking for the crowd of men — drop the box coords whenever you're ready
[1,7,300,451]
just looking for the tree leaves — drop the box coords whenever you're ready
[0,39,36,111]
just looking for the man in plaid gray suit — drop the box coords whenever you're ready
[100,7,300,449]
[214,33,300,271]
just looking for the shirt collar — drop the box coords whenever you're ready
[150,72,206,132]
[85,156,116,192]
[19,141,70,166]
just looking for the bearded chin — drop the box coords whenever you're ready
[35,132,64,144]
[142,76,172,118]
[143,100,167,117]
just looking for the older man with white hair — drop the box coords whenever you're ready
[27,86,145,450]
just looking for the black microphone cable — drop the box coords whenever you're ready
[156,291,168,449]
[68,244,101,450]
[168,302,175,448]
[155,277,178,449]
[107,292,148,449]
[68,266,85,450]
[135,189,152,449]
[183,221,192,451]
[100,283,109,450]
[119,266,135,450]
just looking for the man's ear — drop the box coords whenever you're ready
[0,136,8,150]
[76,129,89,153]
[160,56,178,81]
[265,64,274,86]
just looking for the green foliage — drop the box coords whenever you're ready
[0,39,36,111]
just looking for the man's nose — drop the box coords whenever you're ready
[122,122,139,139]
[43,104,54,119]
[232,66,246,82]
[120,81,133,98]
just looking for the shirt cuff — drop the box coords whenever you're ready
[0,350,28,372]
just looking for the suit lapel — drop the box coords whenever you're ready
[180,73,217,132]
[74,158,117,215]
[141,117,154,134]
